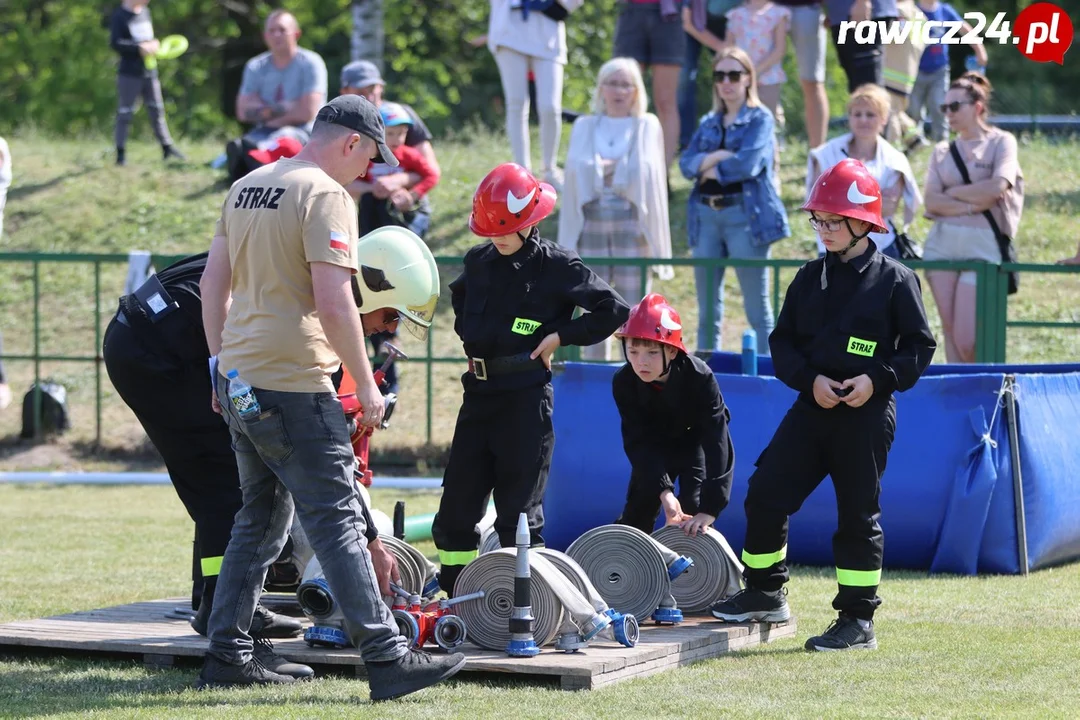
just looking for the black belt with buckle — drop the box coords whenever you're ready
[699,193,742,210]
[468,353,546,381]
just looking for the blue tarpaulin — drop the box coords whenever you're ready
[543,359,1080,575]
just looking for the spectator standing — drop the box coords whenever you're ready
[614,0,686,167]
[679,0,737,151]
[908,0,988,142]
[679,48,790,354]
[559,58,674,361]
[235,9,327,146]
[825,0,898,92]
[0,135,10,239]
[109,0,185,166]
[486,0,582,187]
[725,0,790,125]
[774,0,828,148]
[807,84,921,259]
[922,73,1023,363]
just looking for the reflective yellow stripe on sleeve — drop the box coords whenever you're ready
[438,549,479,567]
[740,545,787,569]
[836,568,882,587]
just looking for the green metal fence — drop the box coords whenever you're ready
[1,253,1077,445]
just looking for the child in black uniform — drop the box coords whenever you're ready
[711,158,936,651]
[612,294,734,536]
[432,162,631,595]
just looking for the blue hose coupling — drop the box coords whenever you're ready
[605,609,640,647]
[667,554,694,581]
[421,576,442,599]
[506,638,541,657]
[304,625,350,648]
[651,606,684,625]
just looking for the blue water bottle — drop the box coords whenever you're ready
[965,55,986,76]
[741,329,758,376]
[227,369,261,419]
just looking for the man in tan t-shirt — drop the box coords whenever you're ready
[197,94,463,700]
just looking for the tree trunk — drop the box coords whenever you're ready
[351,0,385,67]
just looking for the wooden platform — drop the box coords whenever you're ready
[0,598,797,690]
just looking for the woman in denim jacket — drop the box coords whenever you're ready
[679,46,789,353]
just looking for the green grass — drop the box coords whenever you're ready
[1,485,1079,718]
[0,129,1078,471]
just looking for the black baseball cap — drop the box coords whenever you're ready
[315,95,398,166]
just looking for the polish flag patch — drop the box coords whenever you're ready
[329,231,350,252]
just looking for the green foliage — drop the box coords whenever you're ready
[0,0,1077,139]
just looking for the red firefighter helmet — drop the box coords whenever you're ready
[469,163,557,237]
[801,158,887,233]
[614,293,687,353]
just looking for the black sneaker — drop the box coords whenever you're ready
[366,648,467,702]
[804,614,877,652]
[710,587,791,623]
[252,637,314,680]
[163,145,187,162]
[252,605,305,638]
[194,653,296,689]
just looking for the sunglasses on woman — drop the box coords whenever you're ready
[939,100,972,114]
[713,70,744,84]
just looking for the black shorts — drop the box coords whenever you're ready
[614,2,686,67]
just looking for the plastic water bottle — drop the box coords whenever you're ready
[965,55,986,76]
[227,369,261,419]
[741,329,758,376]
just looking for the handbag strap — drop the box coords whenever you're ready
[949,141,1012,262]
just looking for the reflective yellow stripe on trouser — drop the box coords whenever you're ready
[836,568,882,587]
[438,549,479,567]
[741,545,787,569]
[200,556,224,577]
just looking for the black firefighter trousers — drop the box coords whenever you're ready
[432,383,554,595]
[741,397,896,620]
[103,317,242,603]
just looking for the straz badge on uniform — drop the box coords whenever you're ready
[512,317,542,335]
[846,336,877,357]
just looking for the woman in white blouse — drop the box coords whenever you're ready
[558,57,673,361]
[806,83,922,259]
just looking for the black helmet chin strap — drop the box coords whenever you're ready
[619,339,675,380]
[517,226,538,244]
[834,218,872,257]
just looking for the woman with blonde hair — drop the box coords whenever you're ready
[679,46,789,353]
[922,72,1023,363]
[807,83,922,259]
[559,57,673,361]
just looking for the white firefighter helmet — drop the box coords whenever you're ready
[354,226,440,340]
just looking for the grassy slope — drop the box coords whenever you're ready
[0,129,1078,469]
[0,485,1078,718]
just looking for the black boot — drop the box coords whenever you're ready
[163,144,186,161]
[804,614,877,651]
[710,587,790,623]
[252,637,314,679]
[189,576,216,637]
[366,648,467,702]
[251,604,304,638]
[116,146,126,166]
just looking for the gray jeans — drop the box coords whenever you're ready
[208,371,407,665]
[0,188,6,238]
[908,66,949,142]
[115,72,174,148]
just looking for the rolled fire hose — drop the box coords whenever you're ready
[651,526,745,613]
[453,548,565,650]
[378,536,425,601]
[479,525,502,555]
[536,549,640,648]
[566,524,692,623]
[529,551,610,651]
